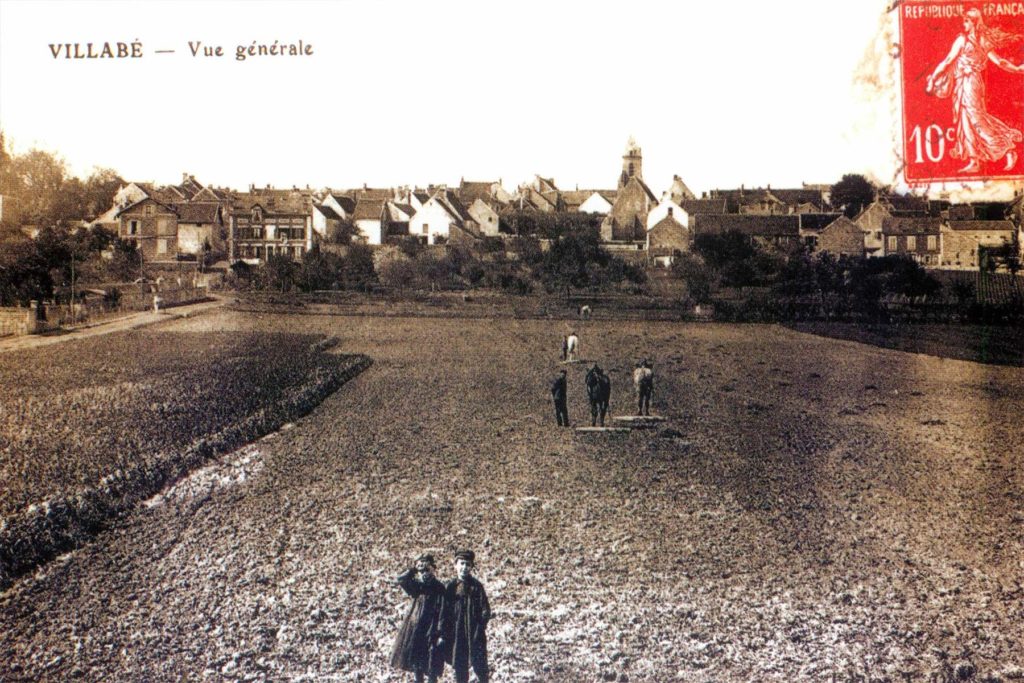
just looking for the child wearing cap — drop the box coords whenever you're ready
[439,550,491,683]
[391,554,446,683]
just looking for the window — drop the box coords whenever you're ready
[157,239,167,254]
[422,223,429,235]
[887,236,897,251]
[129,220,139,235]
[927,235,937,250]
[145,204,154,216]
[907,235,917,250]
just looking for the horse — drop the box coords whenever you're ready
[585,365,611,426]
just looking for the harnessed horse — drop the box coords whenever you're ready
[585,365,611,426]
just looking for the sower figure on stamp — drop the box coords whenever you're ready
[633,359,654,416]
[926,8,1024,173]
[552,369,570,427]
[391,554,446,683]
[439,550,491,683]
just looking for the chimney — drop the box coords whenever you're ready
[183,172,189,183]
[668,207,674,217]
[249,183,255,192]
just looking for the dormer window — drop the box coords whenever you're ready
[251,207,263,223]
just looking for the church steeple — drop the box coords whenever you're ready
[619,136,642,189]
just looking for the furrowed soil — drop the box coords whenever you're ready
[1,310,1022,682]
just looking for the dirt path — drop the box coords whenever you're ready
[1,312,1022,681]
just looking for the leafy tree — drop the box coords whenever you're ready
[374,246,415,294]
[263,253,299,292]
[342,242,377,291]
[109,238,142,282]
[6,148,66,225]
[671,253,714,304]
[296,244,345,291]
[830,174,876,218]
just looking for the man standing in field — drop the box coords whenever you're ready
[633,359,654,416]
[439,550,491,683]
[552,369,569,427]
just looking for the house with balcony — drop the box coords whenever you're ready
[228,189,313,263]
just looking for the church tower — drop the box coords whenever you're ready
[619,136,643,189]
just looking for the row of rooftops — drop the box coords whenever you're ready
[100,172,1024,239]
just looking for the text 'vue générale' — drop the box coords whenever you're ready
[48,40,315,61]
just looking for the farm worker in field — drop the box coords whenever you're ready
[439,550,491,683]
[566,331,579,362]
[579,304,591,320]
[561,335,568,361]
[552,369,570,427]
[633,359,654,416]
[391,554,446,683]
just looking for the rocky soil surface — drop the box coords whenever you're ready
[1,311,1022,682]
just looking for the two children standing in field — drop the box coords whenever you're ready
[391,550,491,683]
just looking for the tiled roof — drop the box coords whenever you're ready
[881,216,942,234]
[352,188,393,201]
[438,189,473,223]
[884,194,929,213]
[389,202,415,220]
[174,202,220,223]
[353,199,385,221]
[798,213,844,232]
[946,220,1016,232]
[694,214,800,236]
[458,180,496,205]
[316,204,342,221]
[413,191,431,205]
[231,190,312,215]
[680,199,727,215]
[649,214,686,233]
[329,194,357,214]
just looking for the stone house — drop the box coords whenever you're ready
[646,213,690,267]
[939,220,1019,270]
[880,216,942,265]
[175,202,225,256]
[117,192,181,261]
[814,216,865,258]
[692,214,802,250]
[664,175,696,204]
[602,175,657,242]
[647,198,689,230]
[228,189,314,263]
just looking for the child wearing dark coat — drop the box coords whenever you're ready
[439,550,491,683]
[391,554,446,683]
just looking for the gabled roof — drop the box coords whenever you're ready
[798,213,844,232]
[622,176,657,203]
[694,214,800,236]
[667,175,696,201]
[351,187,393,201]
[534,175,559,193]
[437,189,474,223]
[458,180,497,205]
[316,204,342,221]
[649,214,687,233]
[820,216,861,233]
[413,191,431,205]
[329,194,357,214]
[389,202,415,220]
[174,202,221,223]
[881,216,943,234]
[353,199,385,221]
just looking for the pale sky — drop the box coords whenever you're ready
[0,0,898,197]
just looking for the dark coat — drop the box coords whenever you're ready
[440,575,491,671]
[551,375,567,403]
[390,569,446,675]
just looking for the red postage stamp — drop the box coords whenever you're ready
[899,2,1024,183]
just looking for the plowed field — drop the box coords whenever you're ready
[1,310,1022,682]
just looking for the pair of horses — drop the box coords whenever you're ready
[584,365,611,427]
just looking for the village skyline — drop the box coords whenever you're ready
[0,0,897,197]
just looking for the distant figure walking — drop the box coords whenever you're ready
[579,304,591,320]
[551,369,569,427]
[561,335,568,362]
[633,359,654,416]
[585,364,611,427]
[391,555,446,683]
[566,332,579,363]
